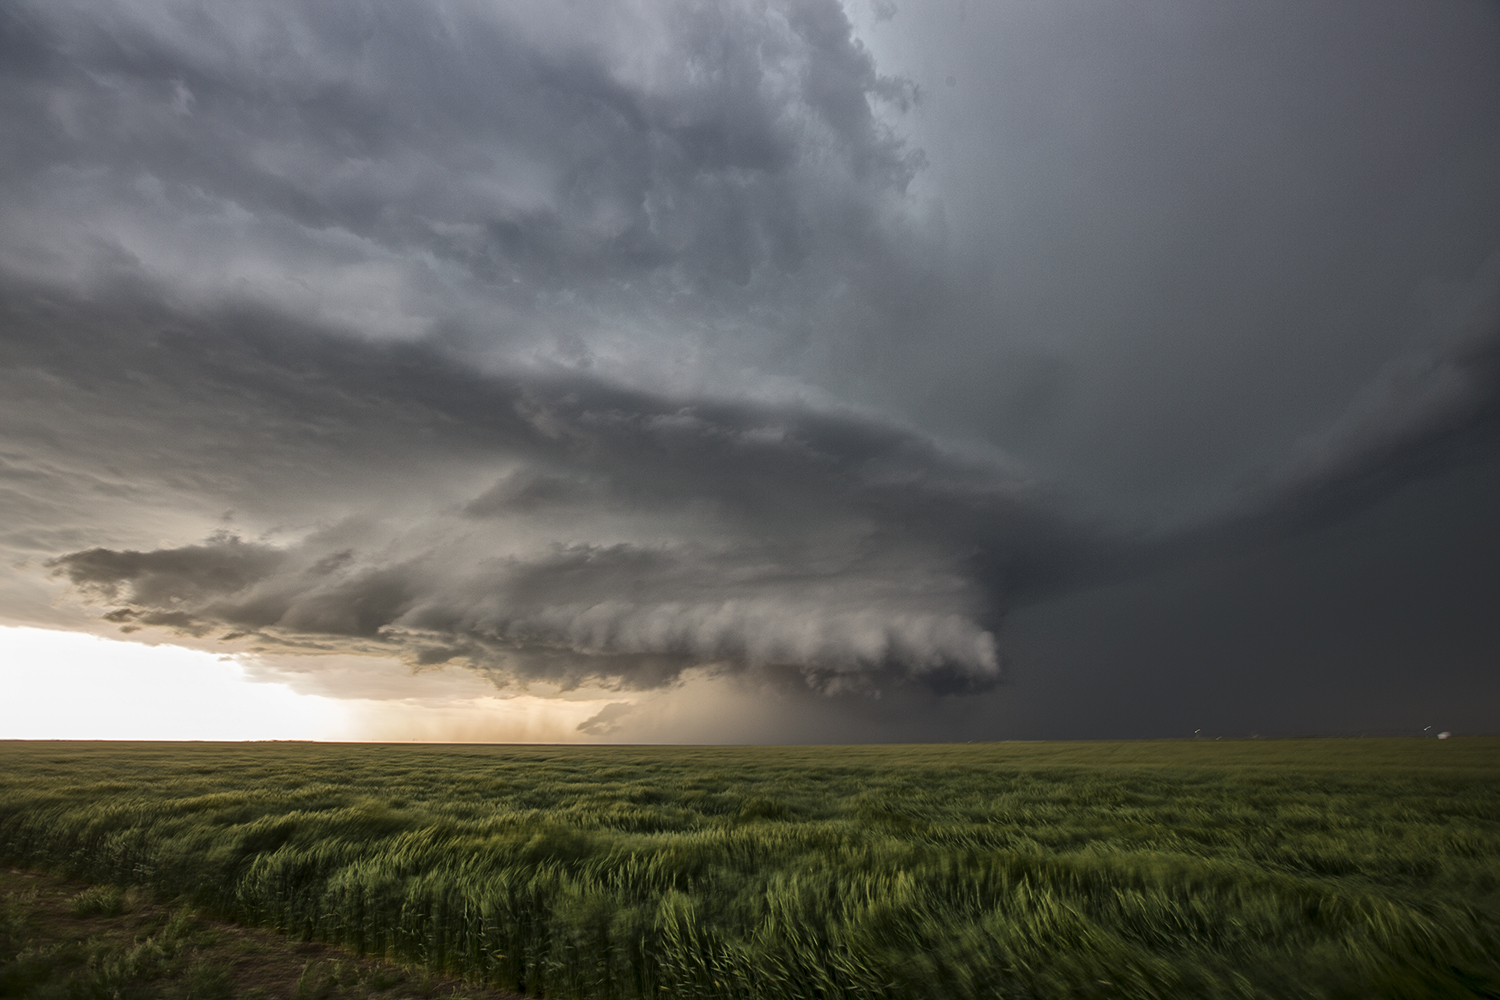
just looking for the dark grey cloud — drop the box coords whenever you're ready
[852,0,1500,518]
[0,0,922,356]
[9,278,1050,692]
[577,702,635,735]
[10,265,1498,698]
[2,0,1499,733]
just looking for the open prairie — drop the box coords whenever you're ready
[2,739,1498,999]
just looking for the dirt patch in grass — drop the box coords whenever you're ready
[1,867,524,1000]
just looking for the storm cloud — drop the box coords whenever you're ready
[15,280,1054,692]
[3,0,1499,733]
[0,0,923,350]
[14,262,1499,697]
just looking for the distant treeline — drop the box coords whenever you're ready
[2,739,1498,1000]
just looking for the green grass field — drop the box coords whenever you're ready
[2,739,1498,1000]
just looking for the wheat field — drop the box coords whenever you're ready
[2,738,1497,999]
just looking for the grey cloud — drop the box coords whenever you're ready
[47,525,1011,694]
[577,702,635,736]
[1,0,919,334]
[4,0,1500,733]
[49,533,287,606]
[14,265,1500,697]
[463,471,604,517]
[1169,254,1500,557]
[8,278,1039,692]
[1270,254,1500,502]
[850,0,1500,519]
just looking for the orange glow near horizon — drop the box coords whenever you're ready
[0,625,633,742]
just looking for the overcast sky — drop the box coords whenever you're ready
[2,0,1498,741]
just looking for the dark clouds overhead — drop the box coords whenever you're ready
[2,0,1499,733]
[0,0,922,348]
[9,266,1498,699]
[12,281,1054,692]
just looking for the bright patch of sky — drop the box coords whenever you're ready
[0,626,644,743]
[0,626,350,740]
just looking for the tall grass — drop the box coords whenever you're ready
[2,739,1497,999]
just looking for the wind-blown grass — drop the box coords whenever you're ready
[2,739,1497,999]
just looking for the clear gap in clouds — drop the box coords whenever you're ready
[0,626,348,740]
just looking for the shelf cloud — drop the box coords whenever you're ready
[3,0,1499,734]
[20,259,1500,695]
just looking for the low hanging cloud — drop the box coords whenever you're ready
[24,256,1500,696]
[15,276,1063,693]
[5,0,1500,707]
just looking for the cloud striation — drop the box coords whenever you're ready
[2,0,1499,711]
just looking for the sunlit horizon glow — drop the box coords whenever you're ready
[0,626,351,741]
[0,626,627,743]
